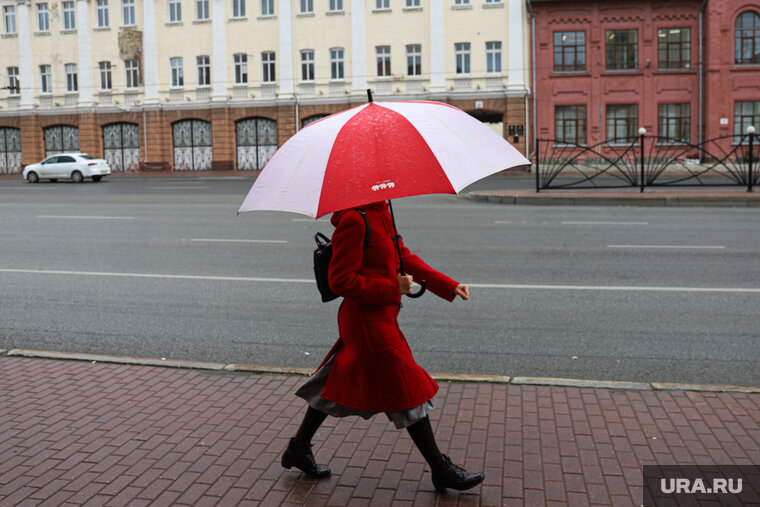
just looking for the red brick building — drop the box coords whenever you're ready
[528,0,760,157]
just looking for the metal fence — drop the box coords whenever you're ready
[533,131,759,193]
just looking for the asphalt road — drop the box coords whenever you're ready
[0,175,758,386]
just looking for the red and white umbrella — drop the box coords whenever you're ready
[238,99,530,218]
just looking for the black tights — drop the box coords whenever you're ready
[293,407,443,471]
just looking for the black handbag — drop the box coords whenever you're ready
[313,210,369,302]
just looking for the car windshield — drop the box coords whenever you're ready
[80,154,95,160]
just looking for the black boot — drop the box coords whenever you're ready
[431,454,484,492]
[281,438,331,479]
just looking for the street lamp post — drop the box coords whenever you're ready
[748,125,756,193]
[639,127,647,193]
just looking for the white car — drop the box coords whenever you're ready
[23,153,112,183]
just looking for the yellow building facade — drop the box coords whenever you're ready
[0,0,529,173]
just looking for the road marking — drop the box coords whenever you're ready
[292,218,318,222]
[607,245,726,250]
[146,185,211,190]
[494,220,511,224]
[1,268,758,293]
[563,221,648,225]
[190,238,288,244]
[36,215,136,220]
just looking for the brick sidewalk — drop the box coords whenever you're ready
[1,357,758,506]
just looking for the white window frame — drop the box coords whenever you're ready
[7,67,19,95]
[196,0,209,20]
[65,63,78,92]
[122,0,135,26]
[376,45,391,77]
[329,0,343,12]
[406,44,422,76]
[96,0,109,27]
[62,1,76,30]
[4,5,16,35]
[125,59,139,89]
[168,0,182,22]
[455,42,471,74]
[39,64,52,94]
[330,48,345,80]
[300,50,315,82]
[454,0,470,5]
[406,0,421,7]
[170,57,184,87]
[197,55,210,87]
[234,53,248,84]
[299,0,313,14]
[260,0,274,16]
[375,0,390,10]
[99,61,112,91]
[486,41,502,74]
[37,3,50,32]
[261,51,275,83]
[233,0,246,18]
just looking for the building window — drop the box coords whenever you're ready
[37,3,49,32]
[376,46,391,77]
[406,0,420,6]
[234,53,248,84]
[606,29,638,70]
[606,104,638,143]
[329,0,343,12]
[299,0,313,14]
[407,44,421,76]
[262,51,275,82]
[454,0,470,5]
[125,59,139,88]
[735,11,760,65]
[39,65,52,94]
[376,0,390,9]
[122,0,135,25]
[99,61,112,90]
[62,1,76,30]
[197,55,210,86]
[65,63,78,92]
[3,5,16,34]
[455,42,471,74]
[7,67,19,95]
[261,0,274,16]
[170,57,184,87]
[300,50,314,81]
[658,28,691,69]
[486,41,502,74]
[196,0,209,20]
[233,0,246,18]
[169,0,182,22]
[554,31,585,72]
[658,103,690,143]
[555,105,587,145]
[330,48,345,80]
[485,0,501,3]
[97,0,109,27]
[735,100,760,141]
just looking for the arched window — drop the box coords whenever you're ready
[0,127,22,174]
[236,117,277,170]
[302,114,328,128]
[103,123,140,172]
[44,125,79,157]
[173,119,212,170]
[735,11,760,65]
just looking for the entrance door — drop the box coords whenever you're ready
[0,128,22,174]
[44,125,79,158]
[103,123,140,171]
[173,120,212,171]
[236,118,277,170]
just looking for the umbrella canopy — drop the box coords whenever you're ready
[238,100,530,218]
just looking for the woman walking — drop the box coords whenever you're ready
[281,201,484,492]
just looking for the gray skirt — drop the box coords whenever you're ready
[295,353,435,430]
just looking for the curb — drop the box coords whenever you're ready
[4,349,759,394]
[465,191,760,208]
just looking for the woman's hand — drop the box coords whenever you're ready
[454,284,469,300]
[398,274,413,295]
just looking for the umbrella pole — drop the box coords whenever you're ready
[387,200,426,298]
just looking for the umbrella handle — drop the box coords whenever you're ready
[406,280,427,298]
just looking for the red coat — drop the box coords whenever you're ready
[320,201,459,413]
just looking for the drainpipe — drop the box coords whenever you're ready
[699,0,707,162]
[295,93,300,133]
[526,0,537,160]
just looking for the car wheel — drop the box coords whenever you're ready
[26,171,39,183]
[71,170,84,183]
[92,175,102,182]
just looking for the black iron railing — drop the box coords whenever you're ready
[534,131,759,193]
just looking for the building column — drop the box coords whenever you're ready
[278,0,294,97]
[76,0,94,106]
[211,0,227,102]
[507,0,525,90]
[142,0,159,104]
[16,0,34,109]
[350,0,366,94]
[429,0,445,93]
